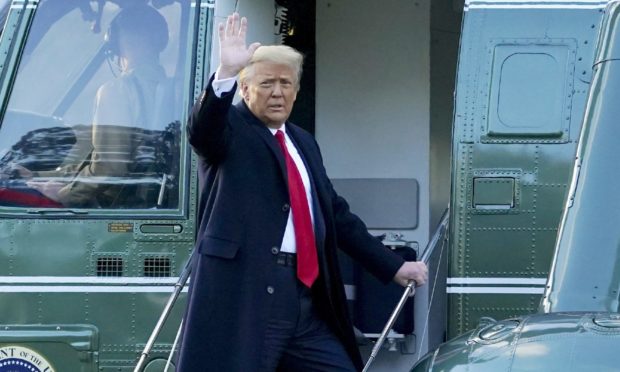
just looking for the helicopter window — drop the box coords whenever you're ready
[0,0,190,210]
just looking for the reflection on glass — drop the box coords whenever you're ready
[0,0,189,210]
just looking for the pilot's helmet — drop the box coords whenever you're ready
[104,5,169,57]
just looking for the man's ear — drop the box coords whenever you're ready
[240,82,250,101]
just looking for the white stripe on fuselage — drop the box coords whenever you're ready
[0,276,181,284]
[0,285,188,293]
[465,0,610,10]
[447,277,546,294]
[447,277,547,285]
[0,276,187,293]
[447,287,545,294]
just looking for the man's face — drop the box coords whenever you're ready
[241,62,298,129]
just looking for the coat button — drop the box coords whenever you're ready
[271,247,279,255]
[266,286,275,294]
[282,203,290,212]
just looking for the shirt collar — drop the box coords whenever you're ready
[268,124,287,136]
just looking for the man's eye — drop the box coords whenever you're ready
[260,82,272,87]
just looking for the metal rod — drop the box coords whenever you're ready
[362,207,449,372]
[134,259,192,372]
[362,281,415,372]
[419,208,449,264]
[164,319,183,372]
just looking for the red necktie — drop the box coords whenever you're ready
[275,130,319,287]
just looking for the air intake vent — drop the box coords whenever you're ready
[144,257,171,277]
[96,257,124,277]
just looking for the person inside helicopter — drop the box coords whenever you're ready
[22,3,175,208]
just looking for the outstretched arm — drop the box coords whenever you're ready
[188,13,260,162]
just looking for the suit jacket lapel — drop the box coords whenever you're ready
[235,101,287,180]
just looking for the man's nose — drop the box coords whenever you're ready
[271,83,283,97]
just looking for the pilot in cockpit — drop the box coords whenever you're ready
[25,3,174,208]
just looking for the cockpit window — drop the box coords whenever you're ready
[0,0,190,210]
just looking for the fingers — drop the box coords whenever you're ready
[218,13,235,42]
[221,13,244,38]
[239,15,248,39]
[225,12,237,37]
[409,262,428,287]
[219,13,255,53]
[394,261,429,288]
[218,21,225,41]
[418,262,429,285]
[217,13,257,78]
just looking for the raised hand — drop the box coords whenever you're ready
[217,13,261,79]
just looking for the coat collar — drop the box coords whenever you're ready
[235,100,287,177]
[234,100,315,172]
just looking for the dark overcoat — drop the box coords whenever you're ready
[177,78,405,371]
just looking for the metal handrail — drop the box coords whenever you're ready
[133,258,192,372]
[362,207,449,372]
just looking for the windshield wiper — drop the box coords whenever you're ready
[27,209,89,215]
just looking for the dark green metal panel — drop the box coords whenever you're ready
[448,4,603,337]
[417,2,620,371]
[472,177,515,208]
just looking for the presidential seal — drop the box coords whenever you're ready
[0,346,54,372]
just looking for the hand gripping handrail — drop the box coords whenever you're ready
[362,207,449,372]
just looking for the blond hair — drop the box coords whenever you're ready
[239,45,304,89]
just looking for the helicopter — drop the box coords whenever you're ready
[0,0,606,371]
[412,1,620,369]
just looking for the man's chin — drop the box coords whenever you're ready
[264,114,289,128]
